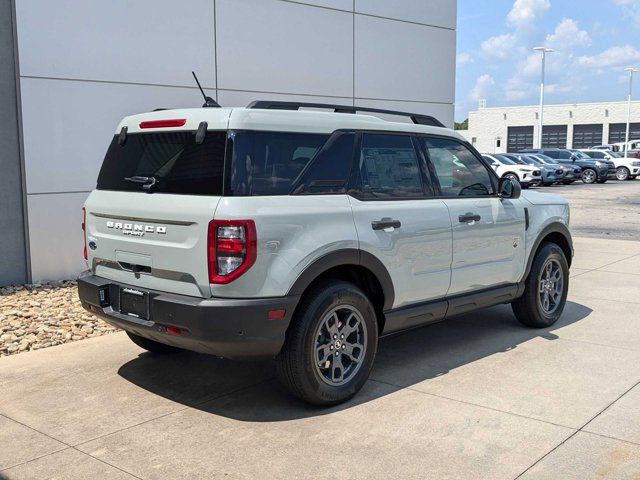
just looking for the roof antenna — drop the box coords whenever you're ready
[192,71,220,108]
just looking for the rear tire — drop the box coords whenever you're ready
[582,168,597,184]
[512,243,569,328]
[616,167,630,181]
[276,281,378,406]
[126,331,182,354]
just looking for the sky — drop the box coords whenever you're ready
[455,0,640,121]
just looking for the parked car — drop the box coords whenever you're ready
[520,149,614,184]
[505,154,563,186]
[580,149,640,180]
[481,153,542,188]
[527,153,582,185]
[78,101,573,406]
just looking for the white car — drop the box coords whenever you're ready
[482,153,542,188]
[78,100,572,405]
[579,149,640,180]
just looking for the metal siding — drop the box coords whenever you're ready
[0,0,28,286]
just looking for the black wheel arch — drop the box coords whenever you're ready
[287,249,395,313]
[524,223,573,280]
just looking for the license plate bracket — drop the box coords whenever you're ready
[120,288,150,320]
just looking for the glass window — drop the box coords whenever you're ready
[355,134,424,199]
[292,132,355,195]
[424,137,494,197]
[227,131,328,196]
[97,131,227,196]
[586,151,605,159]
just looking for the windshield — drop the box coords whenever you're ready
[97,131,227,195]
[494,154,516,165]
[533,154,557,164]
[572,151,591,159]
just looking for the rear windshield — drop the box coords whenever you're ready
[97,131,227,195]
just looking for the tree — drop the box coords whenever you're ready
[454,119,468,130]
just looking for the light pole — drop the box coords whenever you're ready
[534,47,554,149]
[624,67,638,158]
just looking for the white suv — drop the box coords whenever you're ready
[580,149,640,180]
[78,101,573,405]
[482,153,542,187]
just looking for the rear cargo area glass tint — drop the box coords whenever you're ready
[97,131,226,195]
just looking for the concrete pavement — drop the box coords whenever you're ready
[1,236,639,479]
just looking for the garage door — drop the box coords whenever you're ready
[542,125,567,149]
[507,126,533,153]
[573,124,603,149]
[609,123,640,144]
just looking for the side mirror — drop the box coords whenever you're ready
[498,176,521,200]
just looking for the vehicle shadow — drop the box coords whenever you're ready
[117,300,592,422]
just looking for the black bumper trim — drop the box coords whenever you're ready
[78,273,299,359]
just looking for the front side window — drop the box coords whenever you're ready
[354,133,425,199]
[587,151,605,159]
[227,131,329,196]
[424,137,494,197]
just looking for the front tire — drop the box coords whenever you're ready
[512,243,569,328]
[126,331,182,354]
[276,281,378,406]
[616,167,630,181]
[582,168,597,184]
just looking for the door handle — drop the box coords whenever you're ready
[371,218,401,231]
[458,213,481,223]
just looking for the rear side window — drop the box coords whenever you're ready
[354,133,424,199]
[291,131,355,195]
[227,131,328,196]
[97,131,226,195]
[586,151,605,159]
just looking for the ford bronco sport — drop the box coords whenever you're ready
[78,101,573,406]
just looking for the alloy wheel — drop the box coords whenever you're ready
[582,169,596,184]
[313,305,367,386]
[616,167,629,181]
[537,258,564,315]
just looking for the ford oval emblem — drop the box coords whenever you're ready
[88,241,98,250]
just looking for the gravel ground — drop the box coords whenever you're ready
[0,281,118,357]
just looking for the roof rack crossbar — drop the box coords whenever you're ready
[246,100,446,128]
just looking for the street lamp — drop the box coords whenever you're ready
[534,47,554,149]
[624,67,638,158]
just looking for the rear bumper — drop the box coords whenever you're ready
[77,272,299,359]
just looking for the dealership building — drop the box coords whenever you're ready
[460,100,640,154]
[0,0,457,285]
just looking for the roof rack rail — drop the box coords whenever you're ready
[246,100,446,128]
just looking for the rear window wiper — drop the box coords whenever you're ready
[124,176,158,192]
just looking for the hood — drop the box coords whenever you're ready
[520,190,568,206]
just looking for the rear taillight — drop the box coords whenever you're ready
[82,207,87,260]
[208,220,256,284]
[139,119,186,129]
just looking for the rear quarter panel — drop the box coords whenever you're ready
[210,195,358,298]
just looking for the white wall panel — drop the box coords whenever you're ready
[355,15,455,104]
[20,78,214,195]
[218,89,353,109]
[27,192,89,282]
[216,0,353,97]
[355,98,454,129]
[291,0,353,11]
[15,0,215,88]
[355,0,456,29]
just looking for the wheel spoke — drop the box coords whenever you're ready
[340,313,359,337]
[316,344,331,365]
[331,356,343,382]
[342,342,362,362]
